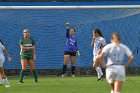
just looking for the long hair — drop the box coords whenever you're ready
[94,29,104,38]
[0,39,4,45]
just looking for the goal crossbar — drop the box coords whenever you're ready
[0,5,140,9]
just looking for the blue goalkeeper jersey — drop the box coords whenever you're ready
[64,28,78,52]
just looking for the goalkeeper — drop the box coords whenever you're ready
[61,22,80,77]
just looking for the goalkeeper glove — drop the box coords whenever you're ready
[66,22,70,29]
[77,51,80,57]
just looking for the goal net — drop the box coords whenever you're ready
[0,5,140,71]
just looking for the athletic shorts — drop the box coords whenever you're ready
[106,65,125,84]
[0,58,5,67]
[64,51,76,56]
[20,54,33,60]
[0,62,4,67]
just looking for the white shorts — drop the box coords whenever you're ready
[0,58,5,67]
[106,65,125,84]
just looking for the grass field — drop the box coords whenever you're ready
[0,76,139,93]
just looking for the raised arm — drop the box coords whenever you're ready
[66,22,70,38]
[66,28,70,38]
[91,38,95,48]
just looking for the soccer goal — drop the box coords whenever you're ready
[0,5,140,75]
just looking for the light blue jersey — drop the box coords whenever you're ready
[0,42,5,63]
[102,43,132,66]
[93,36,106,61]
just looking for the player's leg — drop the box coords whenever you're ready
[19,59,27,83]
[0,62,3,85]
[0,67,10,87]
[114,81,123,93]
[28,60,38,83]
[0,75,2,85]
[106,66,116,93]
[110,83,114,93]
[93,57,104,80]
[70,54,76,77]
[0,63,3,84]
[62,51,70,77]
[114,65,125,93]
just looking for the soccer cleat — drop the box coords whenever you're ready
[5,85,10,88]
[0,83,2,85]
[61,74,65,77]
[97,75,105,81]
[35,79,38,83]
[71,74,75,78]
[19,81,24,84]
[0,82,3,85]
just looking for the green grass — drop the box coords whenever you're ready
[0,76,139,93]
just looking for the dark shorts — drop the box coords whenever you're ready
[64,51,76,56]
[20,54,33,60]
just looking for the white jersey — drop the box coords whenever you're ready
[0,42,5,62]
[102,43,132,65]
[93,36,106,61]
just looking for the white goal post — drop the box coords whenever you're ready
[0,5,140,9]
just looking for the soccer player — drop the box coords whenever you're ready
[91,29,106,81]
[61,22,80,77]
[0,40,11,87]
[19,29,38,83]
[98,32,134,93]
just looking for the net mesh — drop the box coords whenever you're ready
[0,8,140,69]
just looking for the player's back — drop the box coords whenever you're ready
[103,43,132,66]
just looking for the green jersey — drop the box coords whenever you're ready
[20,37,35,56]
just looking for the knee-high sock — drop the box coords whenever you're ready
[3,78,9,85]
[71,65,75,75]
[20,70,25,81]
[111,90,114,93]
[95,67,103,78]
[114,92,120,93]
[33,70,37,81]
[62,65,67,74]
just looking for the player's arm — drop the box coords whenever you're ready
[75,39,80,57]
[3,48,11,62]
[33,45,36,61]
[66,22,70,38]
[20,39,34,50]
[0,42,11,62]
[98,45,106,55]
[32,39,36,61]
[98,45,109,68]
[98,52,106,68]
[125,55,134,68]
[91,36,97,48]
[124,46,134,67]
[91,38,95,48]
